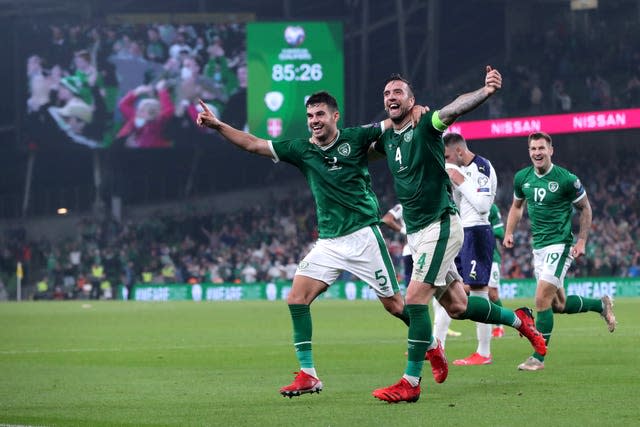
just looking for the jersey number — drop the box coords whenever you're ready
[545,252,560,265]
[469,260,477,280]
[416,253,426,270]
[534,188,546,202]
[395,147,402,165]
[375,270,388,286]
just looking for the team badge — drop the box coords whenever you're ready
[573,179,582,189]
[403,129,414,142]
[337,143,351,157]
[264,91,284,112]
[548,181,559,192]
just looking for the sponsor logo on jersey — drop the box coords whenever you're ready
[548,181,559,192]
[324,156,342,171]
[337,143,351,157]
[403,129,414,142]
[267,118,282,137]
[264,91,284,112]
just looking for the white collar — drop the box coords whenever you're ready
[534,163,554,178]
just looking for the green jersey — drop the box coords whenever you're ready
[373,111,457,233]
[272,125,382,238]
[489,204,504,263]
[513,164,586,249]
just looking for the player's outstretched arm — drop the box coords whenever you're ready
[196,99,273,158]
[503,198,524,248]
[571,195,592,258]
[438,65,502,126]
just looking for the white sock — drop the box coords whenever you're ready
[402,374,420,387]
[432,298,452,349]
[301,368,318,378]
[470,290,491,357]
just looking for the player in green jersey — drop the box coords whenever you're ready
[504,132,617,371]
[488,203,507,338]
[197,92,424,398]
[371,67,547,403]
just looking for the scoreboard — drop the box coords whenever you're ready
[247,22,344,139]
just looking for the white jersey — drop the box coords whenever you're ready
[387,204,412,256]
[451,155,497,227]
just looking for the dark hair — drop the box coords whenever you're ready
[305,91,339,111]
[528,132,552,146]
[383,73,415,97]
[443,132,466,147]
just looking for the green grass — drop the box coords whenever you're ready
[1,299,638,427]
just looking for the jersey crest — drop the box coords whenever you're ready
[403,129,414,142]
[548,181,559,192]
[337,142,351,157]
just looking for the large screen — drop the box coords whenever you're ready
[24,14,251,149]
[247,22,344,140]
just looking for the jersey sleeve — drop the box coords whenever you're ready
[416,110,448,136]
[271,139,303,167]
[455,161,495,215]
[490,205,505,240]
[567,172,587,203]
[513,171,525,200]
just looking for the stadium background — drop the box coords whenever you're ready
[0,0,638,300]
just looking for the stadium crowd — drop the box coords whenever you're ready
[1,150,639,300]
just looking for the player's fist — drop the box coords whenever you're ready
[196,99,221,129]
[484,65,502,95]
[503,234,514,248]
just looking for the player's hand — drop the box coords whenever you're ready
[485,65,502,95]
[503,234,514,248]
[410,105,430,128]
[445,163,465,186]
[571,239,586,259]
[196,99,221,129]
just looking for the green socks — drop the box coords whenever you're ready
[405,304,432,378]
[558,295,603,314]
[462,295,518,326]
[533,308,554,362]
[288,304,313,368]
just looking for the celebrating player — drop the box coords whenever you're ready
[504,131,617,371]
[370,67,546,403]
[197,92,423,398]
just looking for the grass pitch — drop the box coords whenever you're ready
[1,299,638,426]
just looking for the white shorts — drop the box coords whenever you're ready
[295,225,400,297]
[407,214,464,287]
[488,261,500,288]
[532,243,573,288]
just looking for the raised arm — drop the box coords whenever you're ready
[196,99,273,158]
[571,195,592,259]
[438,66,502,126]
[503,198,525,248]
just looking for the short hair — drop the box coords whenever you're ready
[383,73,415,98]
[305,91,339,111]
[443,132,466,147]
[528,132,552,146]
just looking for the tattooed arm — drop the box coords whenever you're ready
[438,65,502,126]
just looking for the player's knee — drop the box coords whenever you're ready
[551,301,565,313]
[446,301,467,319]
